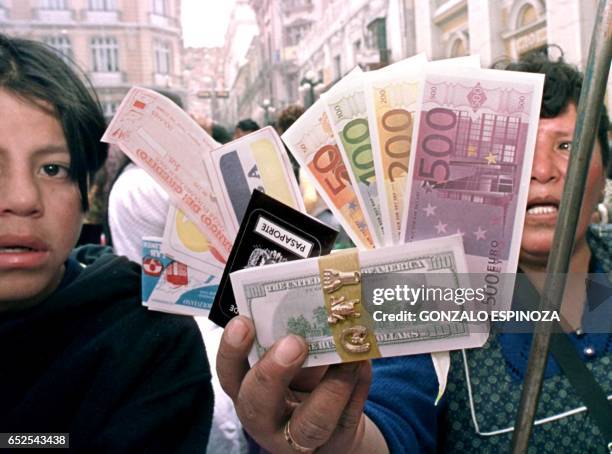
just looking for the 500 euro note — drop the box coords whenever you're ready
[231,234,488,367]
[323,67,385,247]
[282,98,375,250]
[401,67,544,310]
[366,55,480,245]
[102,87,232,260]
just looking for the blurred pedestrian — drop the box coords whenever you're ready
[233,118,260,139]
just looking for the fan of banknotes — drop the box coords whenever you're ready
[102,53,544,368]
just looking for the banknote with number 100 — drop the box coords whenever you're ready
[282,98,375,250]
[400,67,544,310]
[323,67,385,248]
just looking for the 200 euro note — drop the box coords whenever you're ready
[366,55,481,245]
[102,87,232,260]
[400,66,544,310]
[323,67,385,247]
[282,98,375,250]
[205,127,305,236]
[231,234,488,367]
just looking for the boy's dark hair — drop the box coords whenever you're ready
[0,33,107,211]
[499,51,610,171]
[235,118,260,133]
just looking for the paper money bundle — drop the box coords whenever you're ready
[232,235,490,367]
[283,54,544,311]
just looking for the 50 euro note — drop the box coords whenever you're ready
[400,66,544,310]
[204,127,305,236]
[323,67,385,247]
[231,234,488,367]
[366,55,481,245]
[282,98,375,250]
[102,87,232,260]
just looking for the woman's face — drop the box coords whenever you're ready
[520,103,606,268]
[0,89,84,310]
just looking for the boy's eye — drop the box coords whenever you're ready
[40,164,69,178]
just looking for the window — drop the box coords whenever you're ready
[41,0,67,9]
[154,40,171,74]
[333,55,341,80]
[91,36,119,72]
[43,35,73,63]
[152,0,166,15]
[89,0,115,10]
[102,100,118,117]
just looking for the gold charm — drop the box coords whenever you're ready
[327,295,361,324]
[340,326,371,353]
[322,268,361,293]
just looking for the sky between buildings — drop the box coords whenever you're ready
[181,0,237,48]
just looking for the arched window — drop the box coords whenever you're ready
[450,38,467,57]
[517,4,538,28]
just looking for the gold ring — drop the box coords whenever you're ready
[283,420,314,453]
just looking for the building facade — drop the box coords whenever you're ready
[182,46,226,119]
[0,0,183,119]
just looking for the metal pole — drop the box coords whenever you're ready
[511,1,612,452]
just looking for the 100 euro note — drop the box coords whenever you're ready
[323,67,385,247]
[102,87,233,260]
[282,98,375,250]
[231,234,488,367]
[204,127,305,236]
[401,67,544,310]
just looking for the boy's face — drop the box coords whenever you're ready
[520,103,605,267]
[0,89,83,310]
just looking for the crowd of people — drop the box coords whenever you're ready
[1,32,610,453]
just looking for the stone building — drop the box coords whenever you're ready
[0,0,184,119]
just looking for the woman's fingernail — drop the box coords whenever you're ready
[274,335,304,366]
[226,317,248,347]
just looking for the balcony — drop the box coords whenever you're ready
[82,9,120,24]
[33,8,75,22]
[153,73,181,88]
[89,71,126,86]
[148,13,178,29]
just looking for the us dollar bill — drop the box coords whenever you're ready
[231,234,488,367]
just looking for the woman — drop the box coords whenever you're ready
[216,54,611,452]
[0,34,213,450]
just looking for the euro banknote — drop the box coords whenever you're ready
[366,55,481,245]
[282,97,375,250]
[231,234,488,367]
[400,66,544,310]
[365,53,427,245]
[323,67,385,247]
[102,87,232,260]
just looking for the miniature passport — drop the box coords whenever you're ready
[209,190,338,327]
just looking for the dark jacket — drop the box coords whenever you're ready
[0,247,213,452]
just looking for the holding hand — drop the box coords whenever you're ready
[216,316,383,453]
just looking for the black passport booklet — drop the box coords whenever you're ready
[209,190,338,327]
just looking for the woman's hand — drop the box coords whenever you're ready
[216,315,374,453]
